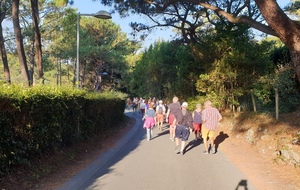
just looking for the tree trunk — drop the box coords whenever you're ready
[0,22,11,83]
[80,59,87,88]
[30,0,44,83]
[28,39,35,85]
[12,0,30,86]
[250,90,257,112]
[255,0,300,83]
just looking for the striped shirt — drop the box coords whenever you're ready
[202,107,222,130]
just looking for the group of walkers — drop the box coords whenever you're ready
[126,96,222,155]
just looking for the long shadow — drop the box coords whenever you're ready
[151,129,169,140]
[214,131,229,153]
[184,138,202,153]
[151,123,170,140]
[57,112,145,190]
[235,179,248,190]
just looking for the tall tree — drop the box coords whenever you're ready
[12,0,30,86]
[30,0,43,82]
[99,0,300,83]
[0,0,11,83]
[254,0,300,83]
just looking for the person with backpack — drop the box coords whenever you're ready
[156,100,166,131]
[174,102,193,155]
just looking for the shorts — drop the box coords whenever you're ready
[202,126,215,139]
[168,114,175,125]
[157,114,164,122]
[175,124,190,141]
[193,123,202,132]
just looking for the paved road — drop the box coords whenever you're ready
[57,111,257,190]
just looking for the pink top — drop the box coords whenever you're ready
[143,116,155,129]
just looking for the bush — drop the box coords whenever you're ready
[0,84,127,174]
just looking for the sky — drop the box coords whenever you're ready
[70,0,289,49]
[70,1,173,50]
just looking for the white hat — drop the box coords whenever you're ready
[182,102,188,108]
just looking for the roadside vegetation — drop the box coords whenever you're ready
[0,0,300,189]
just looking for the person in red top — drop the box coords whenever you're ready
[201,100,222,154]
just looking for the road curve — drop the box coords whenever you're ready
[57,111,257,190]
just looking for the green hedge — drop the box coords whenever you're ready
[0,84,126,174]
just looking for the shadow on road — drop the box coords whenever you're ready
[58,111,145,190]
[151,128,169,140]
[235,179,248,190]
[214,131,229,153]
[184,138,202,153]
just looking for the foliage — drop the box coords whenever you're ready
[254,64,300,113]
[98,0,263,45]
[0,84,127,175]
[195,30,273,110]
[127,41,199,100]
[3,4,137,90]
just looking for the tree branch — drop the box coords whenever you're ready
[198,2,277,36]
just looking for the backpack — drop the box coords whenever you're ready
[158,106,163,114]
[178,111,193,129]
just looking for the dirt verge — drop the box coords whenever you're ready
[0,116,135,190]
[1,111,300,190]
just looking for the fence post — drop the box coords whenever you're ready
[275,88,279,120]
[250,90,257,112]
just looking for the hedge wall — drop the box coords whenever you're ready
[0,85,126,174]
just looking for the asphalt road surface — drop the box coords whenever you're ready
[57,111,257,190]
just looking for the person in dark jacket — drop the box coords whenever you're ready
[174,102,193,155]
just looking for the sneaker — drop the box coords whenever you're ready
[175,146,180,154]
[211,146,216,154]
[203,150,209,154]
[180,150,184,155]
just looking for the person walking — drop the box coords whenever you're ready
[174,102,193,155]
[126,97,132,110]
[156,100,166,131]
[138,97,143,114]
[132,97,138,113]
[192,104,202,141]
[166,96,182,141]
[141,99,146,116]
[143,102,156,141]
[201,100,222,154]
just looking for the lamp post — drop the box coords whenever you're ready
[76,11,112,88]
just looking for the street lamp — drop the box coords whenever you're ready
[76,11,112,88]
